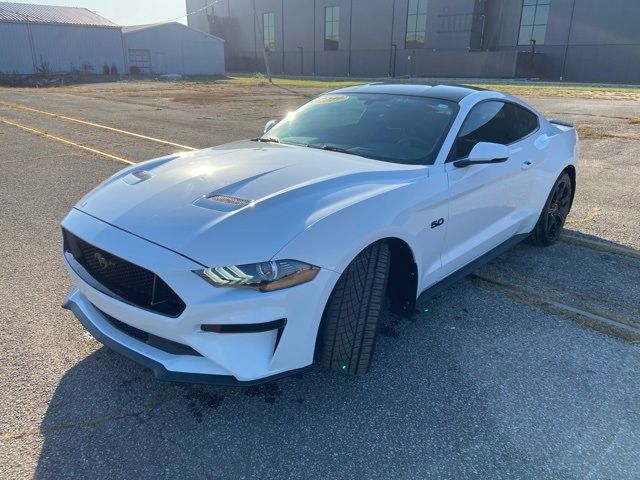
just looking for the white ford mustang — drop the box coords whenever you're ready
[61,84,578,385]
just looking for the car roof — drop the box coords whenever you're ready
[329,83,487,103]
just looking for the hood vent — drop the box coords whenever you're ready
[194,193,253,212]
[205,194,252,207]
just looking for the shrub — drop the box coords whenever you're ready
[110,63,118,75]
[253,72,269,85]
[35,57,50,77]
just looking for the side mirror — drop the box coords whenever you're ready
[453,142,509,168]
[264,119,278,134]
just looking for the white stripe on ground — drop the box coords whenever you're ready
[0,116,135,165]
[0,100,198,151]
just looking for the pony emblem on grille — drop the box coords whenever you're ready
[93,252,115,271]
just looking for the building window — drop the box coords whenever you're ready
[263,12,275,51]
[325,6,340,51]
[518,0,550,46]
[405,0,428,49]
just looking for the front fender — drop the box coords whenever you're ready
[273,179,434,277]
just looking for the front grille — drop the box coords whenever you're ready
[99,309,202,357]
[63,229,186,317]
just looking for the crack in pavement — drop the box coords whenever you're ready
[0,392,180,443]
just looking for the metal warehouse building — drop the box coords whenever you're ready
[123,22,225,76]
[186,0,640,83]
[0,2,124,75]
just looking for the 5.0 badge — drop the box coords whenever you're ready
[431,218,445,229]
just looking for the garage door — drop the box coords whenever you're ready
[128,49,151,74]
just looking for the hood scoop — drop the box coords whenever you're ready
[194,193,253,212]
[122,170,153,185]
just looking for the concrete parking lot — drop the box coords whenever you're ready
[0,79,639,479]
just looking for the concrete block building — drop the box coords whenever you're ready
[186,0,640,83]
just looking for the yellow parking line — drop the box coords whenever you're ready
[0,116,135,165]
[0,100,198,151]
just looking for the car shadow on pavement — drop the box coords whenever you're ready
[34,239,640,479]
[34,292,542,479]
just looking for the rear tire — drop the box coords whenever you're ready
[319,242,390,375]
[530,172,573,247]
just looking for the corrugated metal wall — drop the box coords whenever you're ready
[0,22,124,74]
[123,24,224,75]
[0,23,34,73]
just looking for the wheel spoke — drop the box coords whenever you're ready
[560,184,568,201]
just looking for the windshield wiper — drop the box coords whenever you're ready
[307,144,363,157]
[251,136,281,143]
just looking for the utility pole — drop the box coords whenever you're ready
[253,2,272,82]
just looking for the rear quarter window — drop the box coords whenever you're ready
[510,103,539,140]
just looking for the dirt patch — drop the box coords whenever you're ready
[576,124,639,141]
[28,80,321,110]
[576,125,615,139]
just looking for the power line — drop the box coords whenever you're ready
[164,0,223,23]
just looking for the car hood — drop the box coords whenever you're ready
[76,141,426,266]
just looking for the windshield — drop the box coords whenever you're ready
[262,93,459,165]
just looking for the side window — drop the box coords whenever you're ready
[450,101,538,160]
[511,104,539,140]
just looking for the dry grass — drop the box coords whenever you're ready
[577,126,606,139]
[467,83,640,101]
[223,75,640,100]
[3,75,640,101]
[224,74,365,89]
[576,125,639,141]
[576,125,624,140]
[221,75,640,100]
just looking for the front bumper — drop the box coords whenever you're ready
[61,208,340,385]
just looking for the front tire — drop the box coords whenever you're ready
[530,172,573,246]
[319,242,390,375]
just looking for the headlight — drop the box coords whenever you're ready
[195,260,319,292]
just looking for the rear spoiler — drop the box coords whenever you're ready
[549,118,574,128]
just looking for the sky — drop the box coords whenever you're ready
[7,0,188,26]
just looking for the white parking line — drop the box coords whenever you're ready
[0,116,135,165]
[0,100,198,151]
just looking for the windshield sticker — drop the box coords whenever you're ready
[314,95,349,104]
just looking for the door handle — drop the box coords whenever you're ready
[521,160,534,170]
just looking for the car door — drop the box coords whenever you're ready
[440,100,541,277]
